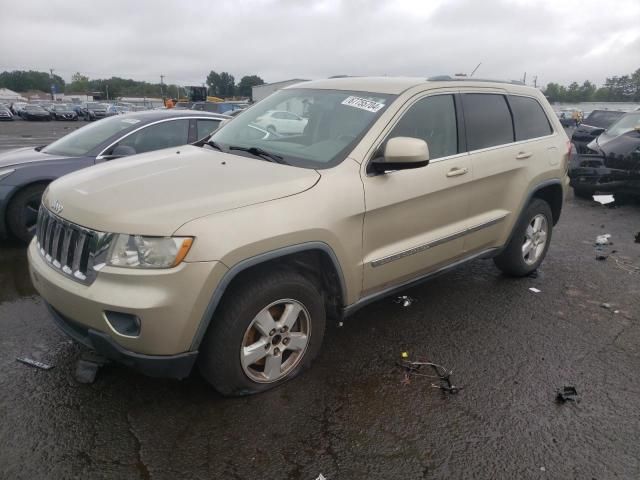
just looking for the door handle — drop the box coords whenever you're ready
[516,151,533,160]
[446,167,469,177]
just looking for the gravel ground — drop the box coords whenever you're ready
[0,123,639,479]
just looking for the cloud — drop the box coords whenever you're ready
[0,0,638,87]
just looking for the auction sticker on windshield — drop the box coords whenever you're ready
[341,96,385,113]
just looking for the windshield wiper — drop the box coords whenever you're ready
[205,140,224,151]
[228,146,287,164]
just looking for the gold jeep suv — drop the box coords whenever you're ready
[28,77,570,395]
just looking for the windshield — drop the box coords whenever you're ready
[25,105,45,112]
[42,116,141,156]
[86,102,106,110]
[209,88,395,168]
[583,110,624,128]
[605,112,640,137]
[53,104,72,111]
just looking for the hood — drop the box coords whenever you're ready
[44,145,321,236]
[0,147,71,169]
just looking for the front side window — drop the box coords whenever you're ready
[508,95,553,141]
[116,119,190,154]
[196,119,222,140]
[209,88,395,168]
[462,94,514,150]
[386,94,458,160]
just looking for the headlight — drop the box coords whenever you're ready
[0,168,15,182]
[107,235,193,269]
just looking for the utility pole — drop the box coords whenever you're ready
[470,62,482,77]
[106,83,109,100]
[160,74,165,98]
[533,76,538,88]
[49,68,55,100]
[522,72,527,85]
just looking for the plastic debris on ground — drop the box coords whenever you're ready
[74,351,109,384]
[556,386,579,403]
[394,295,416,307]
[16,357,54,370]
[529,287,541,293]
[595,234,612,246]
[397,353,462,394]
[592,194,615,205]
[601,303,612,309]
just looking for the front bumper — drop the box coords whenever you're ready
[47,303,197,378]
[28,240,228,377]
[569,155,638,194]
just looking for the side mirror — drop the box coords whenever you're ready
[590,128,605,136]
[104,145,136,159]
[370,137,430,173]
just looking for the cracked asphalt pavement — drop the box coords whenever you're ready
[0,123,639,479]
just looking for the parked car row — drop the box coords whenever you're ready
[4,101,154,121]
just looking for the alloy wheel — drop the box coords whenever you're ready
[240,299,311,383]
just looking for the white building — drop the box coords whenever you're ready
[0,88,27,103]
[251,79,309,102]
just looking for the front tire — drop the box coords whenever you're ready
[6,183,47,243]
[494,198,553,277]
[198,270,326,396]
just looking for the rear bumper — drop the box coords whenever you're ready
[46,303,197,378]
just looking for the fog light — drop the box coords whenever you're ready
[104,311,141,337]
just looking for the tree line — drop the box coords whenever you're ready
[543,68,640,103]
[0,69,265,100]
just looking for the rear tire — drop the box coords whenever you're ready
[6,183,46,243]
[198,270,326,396]
[494,198,553,277]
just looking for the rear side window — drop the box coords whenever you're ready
[462,94,513,150]
[508,95,553,140]
[387,94,458,159]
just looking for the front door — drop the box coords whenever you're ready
[361,93,472,295]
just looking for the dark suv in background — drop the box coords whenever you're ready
[571,110,625,153]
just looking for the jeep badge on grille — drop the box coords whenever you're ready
[50,200,63,214]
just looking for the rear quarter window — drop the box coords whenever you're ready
[462,94,514,150]
[508,95,553,141]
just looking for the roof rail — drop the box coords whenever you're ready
[427,75,525,86]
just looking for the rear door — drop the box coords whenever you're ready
[461,92,554,253]
[361,92,472,295]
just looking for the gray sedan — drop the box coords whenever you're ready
[0,110,229,242]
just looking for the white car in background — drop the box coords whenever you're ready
[254,110,308,134]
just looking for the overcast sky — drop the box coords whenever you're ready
[1,0,638,87]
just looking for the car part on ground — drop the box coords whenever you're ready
[27,77,568,395]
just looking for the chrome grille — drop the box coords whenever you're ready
[35,207,112,285]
